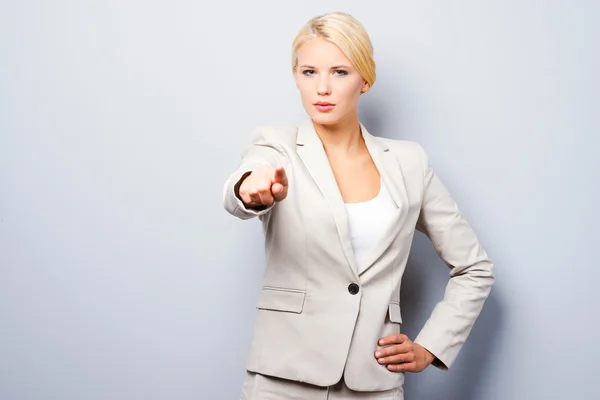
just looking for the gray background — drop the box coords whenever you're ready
[1,1,599,399]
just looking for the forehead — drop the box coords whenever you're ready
[296,38,351,67]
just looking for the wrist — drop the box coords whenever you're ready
[424,351,435,365]
[416,343,435,365]
[234,171,253,203]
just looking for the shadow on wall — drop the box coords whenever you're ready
[400,233,504,400]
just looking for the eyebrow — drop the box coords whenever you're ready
[299,64,351,69]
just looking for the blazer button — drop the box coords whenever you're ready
[348,283,360,295]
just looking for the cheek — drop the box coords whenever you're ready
[295,80,311,99]
[349,77,365,95]
[335,80,362,103]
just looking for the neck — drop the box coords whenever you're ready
[311,116,364,155]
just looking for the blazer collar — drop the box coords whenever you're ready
[296,119,409,277]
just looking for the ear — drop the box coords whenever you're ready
[293,67,300,89]
[360,80,371,94]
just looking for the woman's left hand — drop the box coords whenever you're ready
[374,334,435,373]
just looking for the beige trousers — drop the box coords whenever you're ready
[240,371,404,400]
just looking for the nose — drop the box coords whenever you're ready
[317,75,331,96]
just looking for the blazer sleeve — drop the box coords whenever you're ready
[222,126,289,220]
[412,144,495,370]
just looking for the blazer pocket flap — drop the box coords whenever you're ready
[388,302,402,323]
[257,287,306,313]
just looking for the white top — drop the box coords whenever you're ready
[344,179,398,269]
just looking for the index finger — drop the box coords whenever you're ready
[273,166,288,185]
[378,334,409,346]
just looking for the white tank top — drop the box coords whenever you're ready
[344,178,398,268]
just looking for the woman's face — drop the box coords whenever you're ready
[293,38,370,126]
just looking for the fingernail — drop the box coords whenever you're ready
[375,352,381,357]
[379,339,384,345]
[378,358,385,363]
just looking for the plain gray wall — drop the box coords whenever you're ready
[1,1,599,399]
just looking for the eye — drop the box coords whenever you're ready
[333,70,348,76]
[302,69,316,76]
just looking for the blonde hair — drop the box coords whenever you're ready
[291,12,376,92]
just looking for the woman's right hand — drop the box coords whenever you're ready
[238,166,289,209]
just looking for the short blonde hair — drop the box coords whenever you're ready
[291,12,376,91]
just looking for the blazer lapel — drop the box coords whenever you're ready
[360,123,408,212]
[358,123,410,275]
[296,120,360,278]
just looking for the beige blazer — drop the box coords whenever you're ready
[222,120,494,392]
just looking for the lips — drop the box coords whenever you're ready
[314,102,335,112]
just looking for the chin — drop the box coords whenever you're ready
[307,111,342,126]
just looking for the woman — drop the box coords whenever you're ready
[223,12,494,400]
